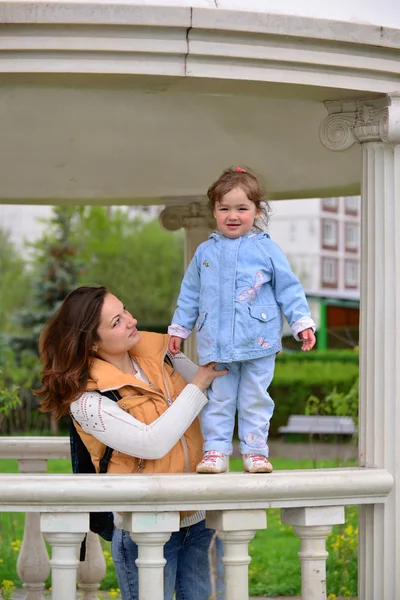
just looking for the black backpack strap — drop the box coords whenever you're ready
[164,353,173,369]
[70,418,96,474]
[79,536,87,562]
[69,388,122,559]
[101,389,122,402]
[99,446,114,474]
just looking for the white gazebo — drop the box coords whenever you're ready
[0,1,399,598]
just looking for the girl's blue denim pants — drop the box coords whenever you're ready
[202,355,276,457]
[112,519,225,600]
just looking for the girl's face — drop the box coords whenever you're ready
[96,293,141,356]
[214,186,260,239]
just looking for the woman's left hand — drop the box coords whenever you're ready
[299,328,316,351]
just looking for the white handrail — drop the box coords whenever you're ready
[0,468,393,511]
[0,436,70,459]
[0,441,394,600]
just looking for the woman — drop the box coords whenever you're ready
[36,286,226,600]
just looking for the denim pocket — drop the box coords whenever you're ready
[247,304,280,349]
[248,304,277,323]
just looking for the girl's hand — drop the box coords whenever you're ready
[169,336,183,355]
[191,362,228,393]
[299,328,316,351]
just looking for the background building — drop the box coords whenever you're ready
[269,197,360,348]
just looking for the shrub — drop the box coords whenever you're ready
[0,346,45,434]
[277,349,359,364]
[306,379,359,426]
[269,352,358,436]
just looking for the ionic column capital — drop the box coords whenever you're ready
[319,94,400,150]
[159,202,215,231]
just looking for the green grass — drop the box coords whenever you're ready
[0,459,72,474]
[0,458,358,597]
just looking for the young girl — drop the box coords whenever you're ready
[168,167,316,474]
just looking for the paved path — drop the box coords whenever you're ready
[233,439,357,461]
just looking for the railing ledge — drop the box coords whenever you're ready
[0,467,393,512]
[0,436,70,460]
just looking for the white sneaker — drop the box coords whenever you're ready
[243,454,273,473]
[196,451,228,474]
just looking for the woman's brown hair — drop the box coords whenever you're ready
[35,286,108,419]
[207,166,270,225]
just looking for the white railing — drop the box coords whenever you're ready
[0,437,394,600]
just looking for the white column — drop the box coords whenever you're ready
[17,459,50,600]
[281,506,345,600]
[159,201,213,362]
[41,512,89,600]
[319,93,400,600]
[206,509,267,600]
[358,109,400,600]
[121,511,180,600]
[77,531,107,600]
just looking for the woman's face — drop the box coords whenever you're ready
[96,293,140,356]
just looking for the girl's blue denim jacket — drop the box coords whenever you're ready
[169,231,315,365]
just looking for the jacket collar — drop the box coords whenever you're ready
[209,230,270,241]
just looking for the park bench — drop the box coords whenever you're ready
[278,415,357,438]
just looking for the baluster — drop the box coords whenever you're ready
[281,506,345,600]
[77,531,107,600]
[207,509,267,600]
[121,511,180,600]
[16,459,50,600]
[41,512,89,600]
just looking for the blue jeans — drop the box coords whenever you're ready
[112,519,225,600]
[202,355,276,457]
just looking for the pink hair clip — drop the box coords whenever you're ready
[235,166,246,173]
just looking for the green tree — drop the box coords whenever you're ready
[0,229,32,334]
[8,206,82,353]
[75,207,184,326]
[3,207,82,433]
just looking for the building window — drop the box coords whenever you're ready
[322,218,338,250]
[321,257,338,288]
[345,223,359,252]
[345,260,359,288]
[345,196,359,215]
[322,197,339,212]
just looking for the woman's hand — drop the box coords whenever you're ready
[169,336,183,355]
[299,328,316,351]
[191,362,228,393]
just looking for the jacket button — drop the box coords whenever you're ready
[261,313,267,319]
